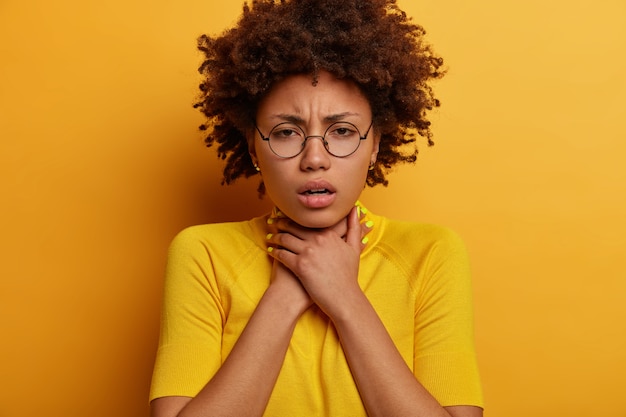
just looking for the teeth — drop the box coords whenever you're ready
[307,189,328,194]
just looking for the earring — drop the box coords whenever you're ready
[368,161,375,171]
[254,163,261,172]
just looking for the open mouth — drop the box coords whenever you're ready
[298,180,336,195]
[297,181,336,208]
[303,188,331,195]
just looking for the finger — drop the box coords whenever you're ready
[266,229,303,254]
[357,204,367,221]
[360,217,374,239]
[266,214,281,236]
[267,245,298,272]
[345,206,363,249]
[271,217,308,237]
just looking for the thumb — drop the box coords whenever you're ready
[345,206,363,249]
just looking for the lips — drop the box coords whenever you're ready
[304,188,330,195]
[297,180,337,208]
[297,180,336,195]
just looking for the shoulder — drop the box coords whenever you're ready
[379,217,467,253]
[171,220,254,242]
[167,217,267,259]
[370,216,470,276]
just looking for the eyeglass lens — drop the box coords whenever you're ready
[267,121,365,158]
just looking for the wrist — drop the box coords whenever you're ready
[324,286,369,325]
[265,280,311,318]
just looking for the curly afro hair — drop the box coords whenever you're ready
[194,0,445,189]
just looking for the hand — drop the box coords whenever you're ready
[268,257,313,316]
[266,206,371,318]
[266,211,312,315]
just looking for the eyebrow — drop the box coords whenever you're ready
[270,112,361,124]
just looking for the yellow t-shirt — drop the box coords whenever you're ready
[150,208,483,414]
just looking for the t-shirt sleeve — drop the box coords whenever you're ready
[412,227,483,408]
[149,226,224,401]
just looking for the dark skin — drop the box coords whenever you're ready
[153,69,482,416]
[152,209,482,417]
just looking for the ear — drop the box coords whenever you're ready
[369,130,381,166]
[246,129,258,163]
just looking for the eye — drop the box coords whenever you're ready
[270,124,304,140]
[275,128,298,137]
[328,123,359,140]
[335,127,352,135]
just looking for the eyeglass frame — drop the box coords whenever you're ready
[254,120,374,158]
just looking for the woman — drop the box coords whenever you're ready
[150,1,483,416]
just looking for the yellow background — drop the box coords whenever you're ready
[1,0,624,416]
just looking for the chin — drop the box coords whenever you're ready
[292,217,335,229]
[290,210,346,230]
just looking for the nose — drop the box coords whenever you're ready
[299,135,330,171]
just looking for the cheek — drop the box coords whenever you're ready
[340,161,370,193]
[257,161,295,198]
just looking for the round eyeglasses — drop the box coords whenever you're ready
[255,121,373,158]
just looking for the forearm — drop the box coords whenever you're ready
[176,284,303,417]
[331,292,450,417]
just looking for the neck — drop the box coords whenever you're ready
[271,206,350,238]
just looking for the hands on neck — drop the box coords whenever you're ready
[270,206,352,239]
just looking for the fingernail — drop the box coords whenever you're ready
[267,217,274,225]
[360,206,368,214]
[356,206,362,218]
[365,220,374,228]
[361,237,369,245]
[267,246,274,253]
[266,233,273,240]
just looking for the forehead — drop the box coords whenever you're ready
[256,71,372,120]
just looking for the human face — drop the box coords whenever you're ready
[250,71,380,229]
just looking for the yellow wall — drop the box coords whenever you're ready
[1,0,624,415]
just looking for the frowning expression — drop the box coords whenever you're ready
[250,71,379,228]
